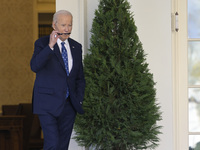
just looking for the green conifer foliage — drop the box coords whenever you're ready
[74,0,162,149]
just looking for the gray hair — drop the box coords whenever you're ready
[53,10,73,23]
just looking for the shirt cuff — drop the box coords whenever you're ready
[49,47,54,51]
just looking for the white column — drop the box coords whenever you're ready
[56,0,87,55]
[131,0,173,150]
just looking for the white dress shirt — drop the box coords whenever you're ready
[57,38,73,73]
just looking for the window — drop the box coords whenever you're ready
[188,0,200,149]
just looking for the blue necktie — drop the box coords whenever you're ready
[61,42,69,98]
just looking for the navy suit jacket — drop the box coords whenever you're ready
[30,36,85,116]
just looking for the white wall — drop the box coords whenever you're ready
[57,0,173,149]
[130,1,173,150]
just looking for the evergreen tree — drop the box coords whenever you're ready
[74,0,162,149]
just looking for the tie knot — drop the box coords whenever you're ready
[61,42,65,46]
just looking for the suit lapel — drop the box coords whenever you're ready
[54,43,66,70]
[68,39,76,76]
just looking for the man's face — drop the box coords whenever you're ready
[53,14,72,41]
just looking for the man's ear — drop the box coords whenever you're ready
[52,22,56,30]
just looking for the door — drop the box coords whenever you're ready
[173,0,200,149]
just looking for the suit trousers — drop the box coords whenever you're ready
[38,97,76,150]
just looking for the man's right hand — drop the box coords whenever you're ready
[49,30,60,49]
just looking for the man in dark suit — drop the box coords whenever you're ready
[30,10,85,150]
